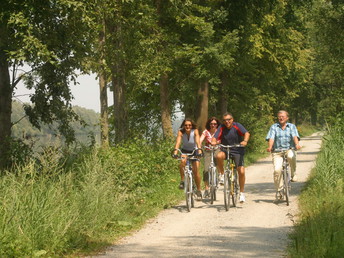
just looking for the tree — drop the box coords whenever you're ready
[0,0,91,167]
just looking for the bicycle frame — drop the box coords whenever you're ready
[172,148,202,212]
[273,148,294,206]
[204,145,218,204]
[219,144,242,211]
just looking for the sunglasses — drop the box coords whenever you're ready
[224,118,233,122]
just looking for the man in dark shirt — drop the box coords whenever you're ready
[212,112,250,203]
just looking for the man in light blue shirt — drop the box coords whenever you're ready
[266,110,301,200]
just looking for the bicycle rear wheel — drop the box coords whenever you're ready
[231,169,239,207]
[185,173,192,212]
[224,171,230,211]
[283,167,290,206]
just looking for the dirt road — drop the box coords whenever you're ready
[95,132,322,257]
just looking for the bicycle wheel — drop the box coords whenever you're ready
[231,169,239,207]
[224,171,230,211]
[191,177,196,208]
[185,172,192,212]
[210,167,217,204]
[283,167,290,206]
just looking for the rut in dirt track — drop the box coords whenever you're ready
[93,132,322,258]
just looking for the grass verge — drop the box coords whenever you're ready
[288,118,344,257]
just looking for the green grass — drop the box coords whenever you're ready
[0,139,183,257]
[288,118,344,257]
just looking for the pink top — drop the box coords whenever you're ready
[201,129,215,147]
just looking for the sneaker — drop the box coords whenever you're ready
[275,190,283,200]
[219,174,224,185]
[196,190,202,201]
[239,192,245,203]
[178,181,184,190]
[291,175,298,182]
[203,189,210,198]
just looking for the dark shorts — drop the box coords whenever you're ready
[220,150,245,167]
[181,149,194,154]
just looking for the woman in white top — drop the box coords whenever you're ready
[173,118,202,200]
[200,117,221,198]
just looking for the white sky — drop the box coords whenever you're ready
[14,72,113,113]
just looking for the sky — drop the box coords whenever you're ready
[14,72,113,113]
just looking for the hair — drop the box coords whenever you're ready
[205,116,221,130]
[222,112,233,119]
[180,118,197,133]
[277,110,289,117]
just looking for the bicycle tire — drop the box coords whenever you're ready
[283,166,290,206]
[224,171,230,211]
[185,172,192,212]
[191,177,196,208]
[231,169,239,207]
[210,167,217,204]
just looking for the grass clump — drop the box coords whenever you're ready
[288,115,344,257]
[0,139,182,257]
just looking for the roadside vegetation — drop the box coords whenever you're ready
[0,139,183,257]
[288,114,344,257]
[0,121,321,257]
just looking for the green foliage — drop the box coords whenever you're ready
[0,138,33,171]
[11,101,100,150]
[0,138,181,256]
[288,114,344,257]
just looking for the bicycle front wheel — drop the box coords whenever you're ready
[210,167,217,204]
[231,169,239,207]
[283,167,290,206]
[224,171,231,211]
[185,173,192,212]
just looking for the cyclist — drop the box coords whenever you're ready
[173,118,203,200]
[266,110,301,200]
[200,116,221,198]
[212,112,250,203]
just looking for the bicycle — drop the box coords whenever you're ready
[204,145,219,204]
[219,144,243,211]
[172,148,203,212]
[273,148,295,206]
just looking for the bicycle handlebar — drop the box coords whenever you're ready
[171,148,204,159]
[203,145,219,151]
[219,144,244,149]
[272,147,296,153]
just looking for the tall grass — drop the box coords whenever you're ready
[288,116,344,257]
[0,139,182,257]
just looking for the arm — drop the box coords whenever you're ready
[267,138,274,152]
[211,125,222,145]
[194,129,202,149]
[240,132,250,147]
[294,136,301,150]
[200,131,205,145]
[173,130,183,155]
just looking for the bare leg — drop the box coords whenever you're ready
[237,166,245,192]
[192,161,201,191]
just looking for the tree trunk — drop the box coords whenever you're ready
[98,21,109,148]
[196,80,209,132]
[0,45,12,168]
[219,72,228,116]
[109,0,127,144]
[99,73,109,147]
[159,73,173,138]
[112,74,127,143]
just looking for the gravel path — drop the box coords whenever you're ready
[93,132,322,257]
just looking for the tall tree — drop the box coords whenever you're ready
[0,0,90,167]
